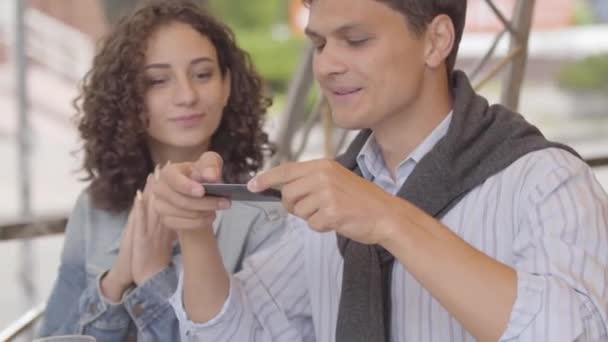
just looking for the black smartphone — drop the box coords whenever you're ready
[201,183,282,202]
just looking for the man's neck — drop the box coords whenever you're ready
[372,72,453,174]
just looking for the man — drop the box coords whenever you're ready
[151,0,608,340]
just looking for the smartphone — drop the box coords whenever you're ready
[201,183,282,202]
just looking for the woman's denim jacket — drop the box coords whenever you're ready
[37,190,286,341]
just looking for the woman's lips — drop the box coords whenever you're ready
[169,113,205,128]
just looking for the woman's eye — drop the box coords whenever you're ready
[196,73,212,80]
[347,38,369,47]
[147,78,167,86]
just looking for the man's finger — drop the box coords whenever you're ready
[291,192,320,220]
[280,176,316,213]
[247,162,296,192]
[154,178,230,212]
[192,151,224,182]
[307,210,332,233]
[157,162,205,198]
[248,159,331,193]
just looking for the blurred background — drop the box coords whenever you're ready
[0,0,607,340]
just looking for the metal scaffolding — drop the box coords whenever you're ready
[14,0,36,340]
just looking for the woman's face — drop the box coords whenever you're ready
[142,21,231,153]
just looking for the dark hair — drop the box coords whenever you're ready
[76,0,274,212]
[303,0,467,74]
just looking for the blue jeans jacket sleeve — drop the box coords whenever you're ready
[40,258,182,341]
[38,264,133,341]
[37,193,133,341]
[38,192,183,341]
[124,263,181,341]
[40,193,287,342]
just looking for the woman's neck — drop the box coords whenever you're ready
[148,139,210,166]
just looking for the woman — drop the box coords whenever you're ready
[37,1,285,341]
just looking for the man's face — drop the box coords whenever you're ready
[306,0,428,130]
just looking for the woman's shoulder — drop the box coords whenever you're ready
[67,188,128,273]
[71,188,128,227]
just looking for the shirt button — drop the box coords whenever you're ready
[132,303,145,318]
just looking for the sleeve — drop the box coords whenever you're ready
[170,216,315,342]
[123,263,181,341]
[37,192,132,342]
[499,156,608,341]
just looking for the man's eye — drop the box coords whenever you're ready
[347,38,369,47]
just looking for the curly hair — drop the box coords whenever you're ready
[76,0,274,212]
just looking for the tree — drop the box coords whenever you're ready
[101,0,209,24]
[207,0,285,29]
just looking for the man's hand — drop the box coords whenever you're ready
[248,159,416,246]
[150,153,230,231]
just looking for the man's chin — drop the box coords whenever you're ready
[331,112,369,131]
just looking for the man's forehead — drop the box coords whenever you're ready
[306,0,383,34]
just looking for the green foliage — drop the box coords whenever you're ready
[102,0,304,93]
[573,0,595,26]
[235,30,305,92]
[207,0,286,29]
[557,54,608,92]
[207,0,303,93]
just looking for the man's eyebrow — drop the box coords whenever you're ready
[305,23,366,39]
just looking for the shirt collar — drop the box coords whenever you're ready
[356,111,453,181]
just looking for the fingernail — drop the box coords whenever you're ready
[247,178,258,192]
[136,190,143,201]
[219,199,231,210]
[165,160,171,167]
[154,164,160,181]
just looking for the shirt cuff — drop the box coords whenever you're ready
[169,270,237,337]
[77,272,132,330]
[124,264,179,330]
[498,270,546,341]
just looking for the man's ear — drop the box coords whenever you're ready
[424,14,455,69]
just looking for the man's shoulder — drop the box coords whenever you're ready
[500,147,595,204]
[506,147,587,181]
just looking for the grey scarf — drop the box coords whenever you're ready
[334,70,579,342]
